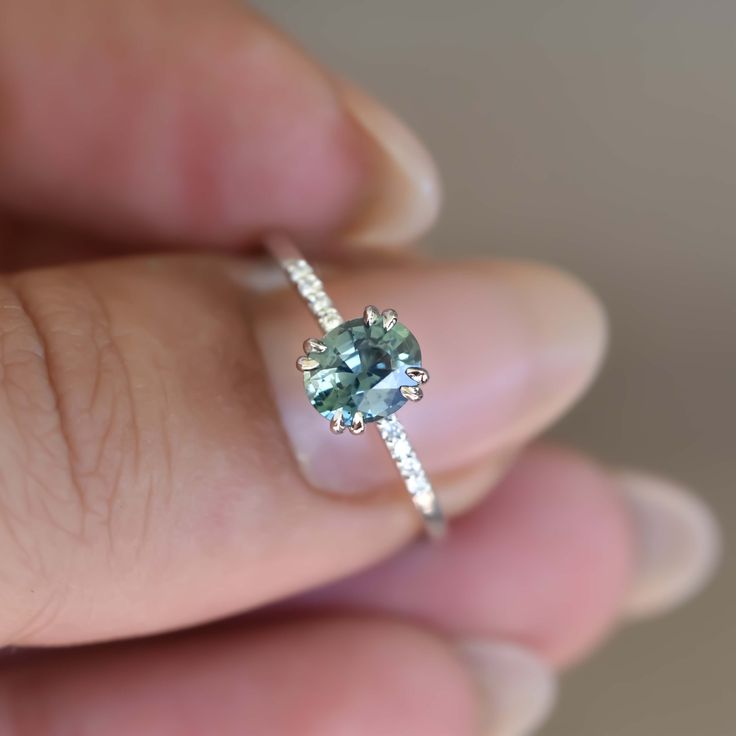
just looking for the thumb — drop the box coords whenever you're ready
[0,0,438,249]
[0,252,604,646]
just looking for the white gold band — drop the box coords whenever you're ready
[268,234,446,539]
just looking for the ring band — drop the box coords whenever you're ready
[267,234,446,539]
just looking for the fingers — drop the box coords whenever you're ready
[1,449,716,736]
[0,254,605,645]
[0,619,481,736]
[295,445,635,667]
[617,470,721,618]
[296,445,720,668]
[0,618,557,736]
[0,0,438,249]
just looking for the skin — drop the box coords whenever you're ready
[0,0,644,732]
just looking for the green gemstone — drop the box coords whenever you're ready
[304,317,422,424]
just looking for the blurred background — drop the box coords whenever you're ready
[256,2,734,734]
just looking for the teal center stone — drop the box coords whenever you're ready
[304,318,422,424]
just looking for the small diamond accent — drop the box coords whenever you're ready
[377,416,432,497]
[281,258,344,332]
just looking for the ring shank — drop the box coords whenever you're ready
[267,233,447,539]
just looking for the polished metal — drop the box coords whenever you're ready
[349,411,366,435]
[400,385,424,402]
[363,304,380,327]
[330,412,346,434]
[382,308,398,331]
[296,356,320,371]
[303,338,327,354]
[406,367,430,384]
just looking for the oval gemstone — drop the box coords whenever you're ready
[304,318,422,424]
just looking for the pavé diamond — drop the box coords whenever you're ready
[303,317,422,425]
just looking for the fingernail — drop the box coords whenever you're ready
[254,260,606,499]
[339,83,441,248]
[617,471,721,619]
[459,640,557,736]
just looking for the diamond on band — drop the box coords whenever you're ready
[267,233,446,539]
[279,254,343,333]
[376,415,445,538]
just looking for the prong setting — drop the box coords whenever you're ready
[330,411,346,434]
[400,385,423,402]
[382,308,398,331]
[296,356,320,371]
[303,337,326,354]
[349,411,365,435]
[406,367,429,384]
[301,307,426,434]
[363,305,380,327]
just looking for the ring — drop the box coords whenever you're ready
[267,234,446,539]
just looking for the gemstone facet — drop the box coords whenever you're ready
[303,317,422,425]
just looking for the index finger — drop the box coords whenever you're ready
[0,0,438,250]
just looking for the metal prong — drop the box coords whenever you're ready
[400,385,423,402]
[382,308,398,331]
[303,337,327,354]
[296,356,320,371]
[406,367,429,384]
[363,305,380,327]
[349,411,365,435]
[330,412,346,434]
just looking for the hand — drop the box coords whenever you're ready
[0,1,720,734]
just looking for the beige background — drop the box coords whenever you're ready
[255,2,734,733]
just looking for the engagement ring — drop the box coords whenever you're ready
[268,234,446,539]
